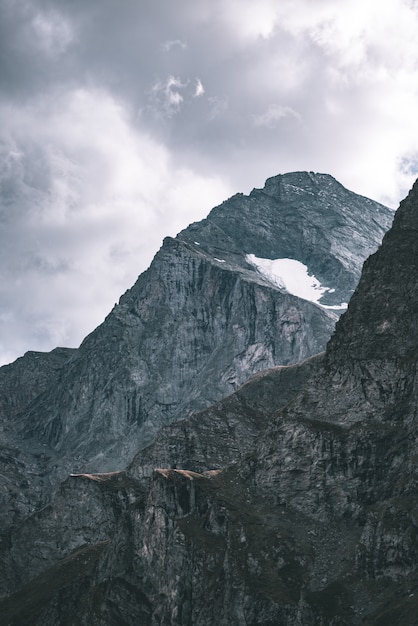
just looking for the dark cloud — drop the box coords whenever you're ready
[1,0,418,364]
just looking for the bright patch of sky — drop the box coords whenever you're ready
[246,255,347,309]
[194,79,205,97]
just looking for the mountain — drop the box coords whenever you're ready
[0,348,75,543]
[0,172,390,543]
[0,172,395,623]
[0,178,416,624]
[2,173,391,477]
[179,171,390,307]
[0,347,75,423]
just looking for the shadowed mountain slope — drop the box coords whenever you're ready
[1,179,416,624]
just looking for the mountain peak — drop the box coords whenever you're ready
[0,172,405,625]
[262,170,338,192]
[179,171,392,306]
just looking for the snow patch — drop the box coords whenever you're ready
[246,254,347,310]
[214,257,225,263]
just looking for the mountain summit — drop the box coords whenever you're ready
[0,172,396,624]
[180,171,390,306]
[0,179,415,624]
[0,173,391,478]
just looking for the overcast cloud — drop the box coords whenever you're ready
[1,0,418,365]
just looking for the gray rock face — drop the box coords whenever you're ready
[17,241,335,473]
[0,357,319,601]
[3,172,390,479]
[0,348,74,537]
[0,172,397,624]
[0,347,75,422]
[180,171,391,305]
[131,178,418,624]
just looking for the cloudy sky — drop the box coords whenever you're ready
[1,0,418,365]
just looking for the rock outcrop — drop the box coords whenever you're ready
[0,347,75,423]
[1,172,390,480]
[0,172,400,624]
[0,348,74,541]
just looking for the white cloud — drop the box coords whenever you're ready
[194,78,205,98]
[2,0,418,363]
[263,0,418,79]
[208,95,229,120]
[216,0,279,39]
[206,0,418,206]
[31,10,74,55]
[253,104,301,128]
[161,39,188,52]
[150,75,189,117]
[0,88,230,364]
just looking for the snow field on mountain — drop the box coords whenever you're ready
[246,254,347,309]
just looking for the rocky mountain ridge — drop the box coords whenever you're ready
[1,179,415,625]
[180,171,390,306]
[0,172,391,484]
[0,174,402,626]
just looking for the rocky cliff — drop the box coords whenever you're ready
[0,172,398,624]
[0,347,75,423]
[0,348,74,544]
[1,172,390,481]
[0,179,416,625]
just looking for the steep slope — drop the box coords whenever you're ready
[0,348,74,537]
[1,179,416,625]
[0,347,75,422]
[17,244,334,472]
[139,177,418,624]
[179,171,391,305]
[0,356,320,602]
[4,172,391,480]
